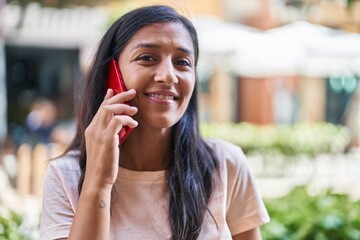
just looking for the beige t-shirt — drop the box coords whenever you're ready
[40,139,270,239]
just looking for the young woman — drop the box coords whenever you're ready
[40,5,269,240]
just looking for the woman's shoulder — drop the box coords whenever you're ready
[46,150,81,181]
[205,138,246,160]
[204,138,248,172]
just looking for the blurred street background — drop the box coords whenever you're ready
[0,0,360,239]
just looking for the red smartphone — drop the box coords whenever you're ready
[106,59,134,144]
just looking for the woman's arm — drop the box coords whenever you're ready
[65,89,138,240]
[232,227,262,240]
[66,180,113,240]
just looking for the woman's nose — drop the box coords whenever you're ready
[154,59,178,85]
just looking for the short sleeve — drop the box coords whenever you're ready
[210,139,270,235]
[40,157,80,240]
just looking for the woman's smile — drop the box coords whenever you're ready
[145,90,179,104]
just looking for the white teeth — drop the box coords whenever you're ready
[148,93,175,100]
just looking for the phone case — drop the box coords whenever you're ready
[106,59,134,144]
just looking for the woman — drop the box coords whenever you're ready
[40,5,270,240]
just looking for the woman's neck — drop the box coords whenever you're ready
[118,126,172,171]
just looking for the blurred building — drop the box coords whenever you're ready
[198,0,359,122]
[199,0,360,147]
[2,2,108,145]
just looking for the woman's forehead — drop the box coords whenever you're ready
[125,22,194,52]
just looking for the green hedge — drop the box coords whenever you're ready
[201,122,350,156]
[0,210,25,240]
[261,187,360,240]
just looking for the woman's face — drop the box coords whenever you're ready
[118,22,196,130]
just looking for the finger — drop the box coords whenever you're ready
[113,115,138,129]
[88,89,135,130]
[104,88,114,101]
[105,89,136,105]
[107,115,138,135]
[98,105,138,127]
[90,89,115,126]
[106,104,138,116]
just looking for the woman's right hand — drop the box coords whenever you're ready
[83,89,138,188]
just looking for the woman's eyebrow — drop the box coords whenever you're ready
[131,43,159,51]
[178,47,193,55]
[131,43,193,55]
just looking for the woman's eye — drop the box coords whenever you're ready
[137,55,155,61]
[176,59,191,67]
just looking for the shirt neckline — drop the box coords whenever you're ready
[118,167,166,182]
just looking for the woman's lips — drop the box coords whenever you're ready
[147,93,175,100]
[145,91,179,104]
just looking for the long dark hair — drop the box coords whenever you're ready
[67,5,218,239]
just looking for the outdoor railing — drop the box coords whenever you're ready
[16,143,65,200]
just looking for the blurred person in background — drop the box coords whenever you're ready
[25,97,73,147]
[25,97,58,144]
[40,5,269,240]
